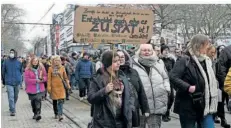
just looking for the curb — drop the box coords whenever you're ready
[46,97,87,128]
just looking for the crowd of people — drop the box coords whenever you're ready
[1,34,231,128]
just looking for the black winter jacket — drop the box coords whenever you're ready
[217,45,231,89]
[120,65,149,127]
[88,69,132,128]
[161,57,175,73]
[169,54,206,120]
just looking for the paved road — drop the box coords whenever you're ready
[68,90,231,128]
[1,87,79,128]
[2,87,231,128]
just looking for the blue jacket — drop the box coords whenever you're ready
[2,58,23,86]
[75,59,93,80]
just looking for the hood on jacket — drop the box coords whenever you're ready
[10,49,18,59]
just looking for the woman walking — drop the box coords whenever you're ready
[87,50,132,128]
[24,57,47,121]
[117,49,149,127]
[170,34,218,128]
[132,44,171,128]
[47,56,70,121]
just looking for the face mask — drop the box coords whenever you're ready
[9,53,14,58]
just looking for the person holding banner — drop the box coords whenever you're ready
[132,44,170,128]
[87,50,132,128]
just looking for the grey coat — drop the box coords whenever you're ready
[132,57,170,115]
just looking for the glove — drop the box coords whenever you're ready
[144,113,150,117]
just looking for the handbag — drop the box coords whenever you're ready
[57,73,68,90]
[190,92,205,111]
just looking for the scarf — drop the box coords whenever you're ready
[188,48,218,116]
[138,55,159,67]
[102,71,124,115]
[32,68,40,93]
[53,66,60,76]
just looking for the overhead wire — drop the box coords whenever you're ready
[29,3,55,32]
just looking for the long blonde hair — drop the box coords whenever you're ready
[51,55,62,68]
[26,57,45,71]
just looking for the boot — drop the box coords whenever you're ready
[59,115,63,121]
[35,114,42,121]
[221,119,231,128]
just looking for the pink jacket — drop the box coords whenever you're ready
[24,67,47,94]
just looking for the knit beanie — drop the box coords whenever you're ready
[161,45,169,53]
[101,50,119,69]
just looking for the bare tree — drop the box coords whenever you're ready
[1,4,26,55]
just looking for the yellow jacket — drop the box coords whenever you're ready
[224,67,231,96]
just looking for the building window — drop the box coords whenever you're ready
[66,19,73,25]
[67,32,73,37]
[66,14,72,24]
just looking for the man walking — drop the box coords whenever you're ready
[2,49,23,116]
[75,52,93,100]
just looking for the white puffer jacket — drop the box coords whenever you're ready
[132,57,170,114]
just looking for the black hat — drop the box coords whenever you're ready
[101,51,119,69]
[161,45,169,53]
[71,52,77,57]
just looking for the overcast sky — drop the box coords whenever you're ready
[18,2,96,49]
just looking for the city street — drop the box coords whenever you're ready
[2,85,231,128]
[1,86,79,128]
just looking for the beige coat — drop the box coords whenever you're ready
[47,66,70,100]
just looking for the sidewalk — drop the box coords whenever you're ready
[47,90,91,128]
[1,87,78,128]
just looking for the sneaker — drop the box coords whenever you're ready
[59,115,64,121]
[80,97,84,101]
[10,112,15,116]
[54,115,58,119]
[66,97,70,100]
[214,116,220,124]
[84,96,88,100]
[36,114,42,121]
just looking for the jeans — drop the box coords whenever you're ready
[19,75,23,88]
[179,114,202,128]
[70,74,77,89]
[6,85,19,113]
[203,114,214,128]
[57,99,64,116]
